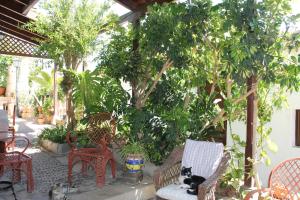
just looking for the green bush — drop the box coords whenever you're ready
[39,126,68,144]
[39,125,92,147]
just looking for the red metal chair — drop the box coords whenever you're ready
[245,158,300,199]
[0,136,34,192]
[7,105,16,149]
[3,104,16,149]
[67,112,116,188]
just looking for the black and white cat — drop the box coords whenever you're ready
[177,166,206,195]
[176,166,192,189]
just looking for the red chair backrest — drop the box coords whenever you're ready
[268,158,300,197]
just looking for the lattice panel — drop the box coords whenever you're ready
[269,158,300,197]
[86,112,116,145]
[0,32,48,58]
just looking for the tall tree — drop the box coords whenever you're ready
[26,0,115,129]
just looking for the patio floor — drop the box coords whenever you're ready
[0,118,156,200]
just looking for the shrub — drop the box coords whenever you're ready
[39,125,92,147]
[39,126,68,144]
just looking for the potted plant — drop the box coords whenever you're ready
[0,56,10,96]
[38,126,70,154]
[120,142,147,174]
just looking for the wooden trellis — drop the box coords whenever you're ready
[0,32,47,58]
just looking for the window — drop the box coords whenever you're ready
[295,110,300,146]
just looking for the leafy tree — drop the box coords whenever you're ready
[26,0,115,129]
[99,0,300,175]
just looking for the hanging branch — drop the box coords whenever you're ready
[135,59,173,109]
[199,78,259,134]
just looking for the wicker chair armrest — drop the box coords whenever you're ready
[197,151,231,200]
[153,146,184,190]
[154,162,182,190]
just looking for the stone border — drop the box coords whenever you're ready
[40,139,70,155]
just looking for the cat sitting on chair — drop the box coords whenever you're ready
[175,166,192,189]
[176,166,206,195]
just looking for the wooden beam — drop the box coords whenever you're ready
[15,0,28,6]
[0,0,24,13]
[0,14,44,40]
[0,19,42,42]
[0,24,38,44]
[22,0,39,15]
[244,75,256,187]
[116,0,138,10]
[116,0,173,11]
[0,5,30,24]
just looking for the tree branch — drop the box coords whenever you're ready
[139,59,173,107]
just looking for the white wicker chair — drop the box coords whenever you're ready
[154,139,230,200]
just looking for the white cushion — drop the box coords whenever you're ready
[156,184,197,200]
[181,139,224,178]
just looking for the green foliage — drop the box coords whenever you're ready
[0,56,12,87]
[99,1,226,164]
[39,126,68,144]
[99,0,300,169]
[39,125,91,147]
[221,133,246,198]
[120,142,148,160]
[30,70,53,93]
[42,97,53,116]
[71,69,129,115]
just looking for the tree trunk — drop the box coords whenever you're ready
[66,88,75,130]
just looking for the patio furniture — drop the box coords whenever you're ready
[245,158,300,200]
[0,136,34,193]
[67,112,116,188]
[5,105,16,149]
[154,139,230,200]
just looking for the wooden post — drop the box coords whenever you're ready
[244,75,256,187]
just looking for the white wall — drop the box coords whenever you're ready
[227,92,300,186]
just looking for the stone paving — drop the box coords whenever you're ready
[0,118,156,200]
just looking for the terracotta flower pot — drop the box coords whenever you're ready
[0,87,6,96]
[37,115,45,124]
[37,106,43,113]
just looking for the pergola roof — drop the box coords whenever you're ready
[0,0,172,58]
[0,0,46,58]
